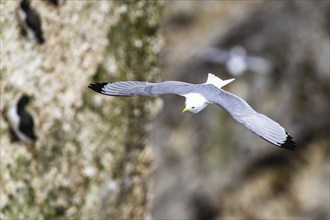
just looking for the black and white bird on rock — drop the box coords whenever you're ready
[5,94,38,143]
[18,0,45,44]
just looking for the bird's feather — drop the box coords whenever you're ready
[89,81,191,97]
[207,88,297,150]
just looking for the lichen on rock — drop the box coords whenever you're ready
[0,0,163,219]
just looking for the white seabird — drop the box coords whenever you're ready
[89,73,296,150]
[202,46,271,76]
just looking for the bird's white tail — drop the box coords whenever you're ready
[205,73,235,89]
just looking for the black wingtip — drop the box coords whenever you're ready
[88,83,106,93]
[88,82,110,94]
[279,132,297,151]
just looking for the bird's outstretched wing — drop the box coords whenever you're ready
[89,81,192,97]
[208,88,297,150]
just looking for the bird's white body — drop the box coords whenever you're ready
[226,46,248,76]
[184,93,209,113]
[184,73,235,113]
[7,105,32,143]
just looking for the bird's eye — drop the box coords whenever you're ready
[192,107,195,109]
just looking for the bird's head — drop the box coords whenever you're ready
[17,94,30,108]
[183,93,208,114]
[21,0,30,10]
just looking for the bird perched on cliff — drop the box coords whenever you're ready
[5,94,38,143]
[89,73,297,150]
[18,0,45,44]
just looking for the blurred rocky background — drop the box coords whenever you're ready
[1,0,329,220]
[151,1,329,219]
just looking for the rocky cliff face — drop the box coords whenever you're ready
[0,1,163,219]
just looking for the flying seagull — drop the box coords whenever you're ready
[5,94,38,143]
[18,0,45,44]
[201,46,271,76]
[89,73,296,150]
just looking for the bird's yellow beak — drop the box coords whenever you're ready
[182,107,189,113]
